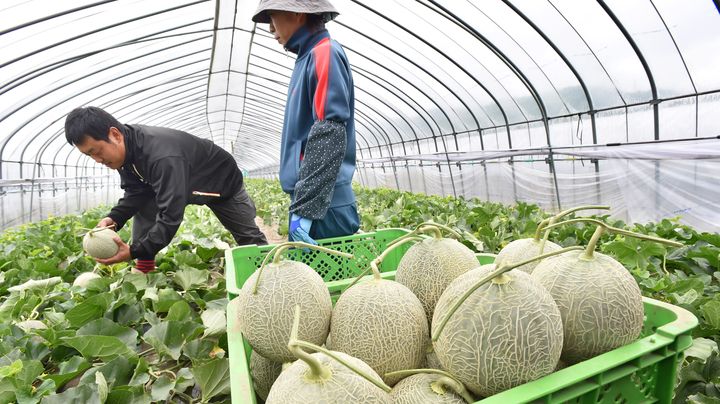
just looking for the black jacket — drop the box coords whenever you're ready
[107,124,243,259]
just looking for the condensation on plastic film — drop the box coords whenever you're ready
[356,140,720,232]
[0,184,122,231]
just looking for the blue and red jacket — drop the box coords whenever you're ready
[280,26,356,220]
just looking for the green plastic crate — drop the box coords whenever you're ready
[225,228,415,301]
[226,229,698,404]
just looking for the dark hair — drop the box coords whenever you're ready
[306,13,326,33]
[64,106,122,145]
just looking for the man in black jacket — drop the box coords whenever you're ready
[65,106,267,272]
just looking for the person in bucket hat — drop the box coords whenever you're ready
[253,0,360,245]
[252,0,339,24]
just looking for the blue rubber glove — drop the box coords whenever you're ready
[289,213,317,246]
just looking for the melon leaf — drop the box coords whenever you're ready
[62,335,137,361]
[150,375,174,402]
[142,320,204,360]
[674,352,720,404]
[77,318,138,348]
[45,356,91,388]
[701,300,720,330]
[40,384,101,404]
[192,358,231,402]
[603,237,667,271]
[166,300,194,322]
[173,267,208,291]
[66,292,113,328]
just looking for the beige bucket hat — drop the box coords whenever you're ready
[252,0,339,24]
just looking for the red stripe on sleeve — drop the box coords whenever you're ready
[312,38,331,121]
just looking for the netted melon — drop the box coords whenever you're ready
[329,239,429,385]
[532,250,642,364]
[250,351,283,401]
[268,350,390,403]
[387,370,473,404]
[495,238,561,274]
[431,248,581,397]
[395,223,478,323]
[236,243,341,362]
[82,228,119,259]
[497,205,609,274]
[329,279,428,386]
[531,219,681,364]
[424,345,444,371]
[265,306,391,403]
[73,272,101,288]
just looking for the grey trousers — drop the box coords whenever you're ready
[132,185,268,259]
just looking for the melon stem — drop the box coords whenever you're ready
[252,242,353,294]
[533,205,610,241]
[538,218,553,255]
[385,369,474,403]
[533,218,551,242]
[371,236,422,280]
[78,224,116,238]
[387,222,463,248]
[85,225,116,235]
[417,222,462,240]
[584,226,605,259]
[344,236,423,290]
[540,218,683,260]
[433,377,474,404]
[432,246,585,342]
[288,305,331,381]
[289,306,391,392]
[420,225,443,239]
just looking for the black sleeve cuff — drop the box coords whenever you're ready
[290,120,347,219]
[106,212,127,231]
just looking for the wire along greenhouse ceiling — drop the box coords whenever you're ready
[0,0,719,231]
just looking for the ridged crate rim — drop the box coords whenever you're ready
[224,227,411,298]
[227,296,697,404]
[225,230,699,404]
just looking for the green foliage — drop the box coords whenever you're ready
[675,350,720,403]
[0,206,234,403]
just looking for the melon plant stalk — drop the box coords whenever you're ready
[385,369,474,404]
[533,218,683,363]
[496,205,609,274]
[432,246,584,341]
[252,242,353,294]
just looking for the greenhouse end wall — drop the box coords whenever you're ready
[356,148,719,233]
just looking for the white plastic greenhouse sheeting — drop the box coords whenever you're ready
[357,139,720,232]
[1,0,720,232]
[1,184,122,230]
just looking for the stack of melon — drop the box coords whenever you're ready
[234,213,681,402]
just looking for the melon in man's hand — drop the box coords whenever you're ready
[83,228,119,259]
